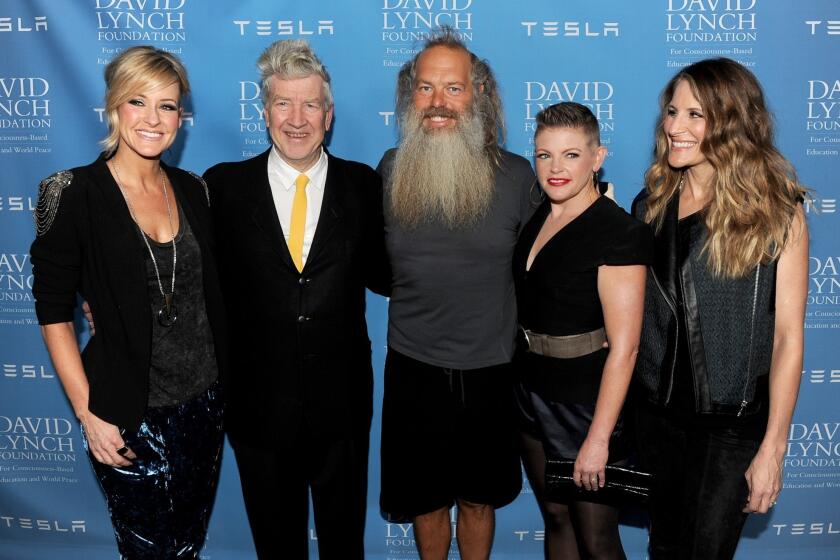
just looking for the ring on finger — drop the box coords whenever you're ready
[116,446,129,456]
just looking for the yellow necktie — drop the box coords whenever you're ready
[289,173,309,272]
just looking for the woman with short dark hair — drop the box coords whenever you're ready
[515,102,653,559]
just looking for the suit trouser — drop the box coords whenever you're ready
[231,427,369,560]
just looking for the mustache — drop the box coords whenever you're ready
[390,102,493,230]
[421,107,460,120]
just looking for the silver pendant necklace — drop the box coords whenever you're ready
[110,160,178,327]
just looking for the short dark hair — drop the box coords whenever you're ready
[535,102,600,146]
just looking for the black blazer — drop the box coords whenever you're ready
[205,149,389,445]
[30,156,229,430]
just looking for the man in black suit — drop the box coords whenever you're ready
[204,40,388,559]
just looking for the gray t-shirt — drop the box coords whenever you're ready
[378,148,537,370]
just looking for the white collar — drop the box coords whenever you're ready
[268,146,327,191]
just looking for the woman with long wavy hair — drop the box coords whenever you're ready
[632,57,809,559]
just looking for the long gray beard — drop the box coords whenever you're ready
[389,106,494,230]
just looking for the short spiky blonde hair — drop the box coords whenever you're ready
[100,46,190,156]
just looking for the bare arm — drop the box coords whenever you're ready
[744,206,809,513]
[41,322,134,466]
[574,264,647,490]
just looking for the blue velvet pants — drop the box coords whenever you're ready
[85,383,224,560]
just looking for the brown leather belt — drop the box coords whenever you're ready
[521,327,607,359]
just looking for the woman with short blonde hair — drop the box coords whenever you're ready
[31,46,227,558]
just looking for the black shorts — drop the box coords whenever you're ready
[379,348,522,522]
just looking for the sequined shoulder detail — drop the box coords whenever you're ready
[188,171,210,206]
[34,170,73,236]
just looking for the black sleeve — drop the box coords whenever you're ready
[630,188,648,221]
[203,164,231,237]
[186,170,210,208]
[203,164,224,207]
[375,150,391,179]
[362,166,392,297]
[30,172,82,325]
[602,219,655,267]
[203,164,234,293]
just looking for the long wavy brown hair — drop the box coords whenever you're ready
[644,58,807,278]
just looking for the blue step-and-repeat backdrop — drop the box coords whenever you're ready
[1,1,838,558]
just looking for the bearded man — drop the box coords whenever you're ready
[377,28,536,560]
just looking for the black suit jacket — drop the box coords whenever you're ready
[205,149,389,445]
[30,156,229,430]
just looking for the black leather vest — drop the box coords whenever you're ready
[632,193,776,416]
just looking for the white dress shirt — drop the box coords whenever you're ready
[267,146,328,267]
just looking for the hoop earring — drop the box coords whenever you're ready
[529,178,544,207]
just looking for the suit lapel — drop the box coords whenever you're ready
[305,152,343,268]
[247,149,297,271]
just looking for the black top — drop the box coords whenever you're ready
[667,210,768,435]
[143,203,218,407]
[631,191,778,414]
[670,210,701,414]
[514,196,653,403]
[30,156,228,430]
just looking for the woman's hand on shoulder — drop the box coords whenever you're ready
[79,410,135,467]
[574,437,609,491]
